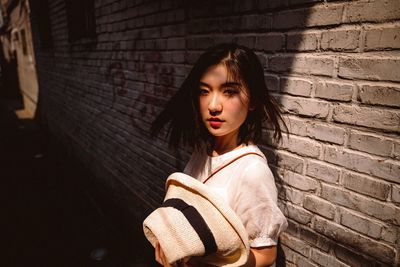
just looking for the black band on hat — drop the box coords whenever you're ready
[161,198,217,256]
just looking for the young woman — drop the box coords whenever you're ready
[151,43,288,267]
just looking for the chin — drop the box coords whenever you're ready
[207,128,224,137]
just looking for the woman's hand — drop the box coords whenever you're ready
[155,242,173,267]
[155,242,197,267]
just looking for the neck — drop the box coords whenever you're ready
[211,131,242,156]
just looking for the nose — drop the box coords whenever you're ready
[208,93,222,114]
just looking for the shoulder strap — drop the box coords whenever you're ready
[203,152,264,184]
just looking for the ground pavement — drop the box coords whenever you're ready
[1,101,156,267]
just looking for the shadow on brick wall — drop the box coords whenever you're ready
[27,0,400,266]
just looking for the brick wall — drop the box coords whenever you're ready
[29,0,400,266]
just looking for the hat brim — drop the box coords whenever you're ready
[143,172,249,266]
[166,172,250,248]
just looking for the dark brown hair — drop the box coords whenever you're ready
[151,43,286,149]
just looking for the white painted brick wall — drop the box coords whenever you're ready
[358,83,400,107]
[310,249,350,267]
[348,130,393,157]
[365,24,400,50]
[280,77,313,97]
[320,28,360,52]
[306,160,341,184]
[340,208,383,238]
[338,55,400,82]
[342,171,391,200]
[287,31,318,51]
[303,195,336,220]
[315,81,354,101]
[279,95,331,118]
[332,104,400,132]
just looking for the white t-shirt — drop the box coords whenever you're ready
[184,144,288,248]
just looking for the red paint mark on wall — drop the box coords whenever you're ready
[129,51,176,133]
[103,48,177,134]
[107,61,127,104]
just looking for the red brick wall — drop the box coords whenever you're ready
[30,0,400,266]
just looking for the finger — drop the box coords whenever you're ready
[159,244,172,267]
[160,244,175,267]
[155,242,163,265]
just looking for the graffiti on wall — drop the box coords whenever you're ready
[108,61,127,103]
[129,52,176,133]
[101,40,177,134]
[104,41,128,107]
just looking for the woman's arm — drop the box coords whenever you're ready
[243,246,277,267]
[156,242,277,267]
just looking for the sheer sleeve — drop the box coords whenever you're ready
[230,159,288,248]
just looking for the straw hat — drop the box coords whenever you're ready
[143,172,250,266]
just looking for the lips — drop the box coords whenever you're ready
[207,117,224,128]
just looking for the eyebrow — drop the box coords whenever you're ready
[199,81,241,88]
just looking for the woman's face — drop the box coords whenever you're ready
[199,64,250,143]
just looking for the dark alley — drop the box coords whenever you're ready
[1,102,154,267]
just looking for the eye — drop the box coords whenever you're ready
[199,88,209,96]
[224,88,239,96]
